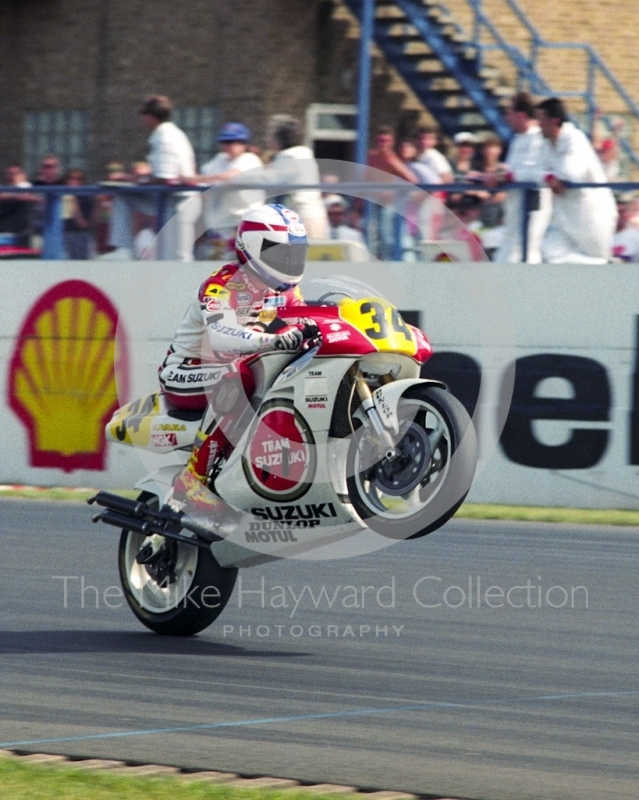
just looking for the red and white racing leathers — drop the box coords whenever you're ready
[159,261,304,409]
[159,262,304,490]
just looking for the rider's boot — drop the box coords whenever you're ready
[168,429,238,537]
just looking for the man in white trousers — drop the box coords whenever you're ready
[492,92,551,263]
[108,95,201,261]
[537,97,617,264]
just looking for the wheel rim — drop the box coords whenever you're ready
[123,532,199,613]
[353,399,452,521]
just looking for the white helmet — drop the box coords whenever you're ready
[236,204,308,291]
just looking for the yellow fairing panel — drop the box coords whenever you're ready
[106,392,160,446]
[338,297,417,356]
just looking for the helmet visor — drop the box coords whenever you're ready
[260,240,307,278]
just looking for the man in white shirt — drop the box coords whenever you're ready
[537,97,617,263]
[269,116,329,238]
[197,122,264,230]
[108,95,201,261]
[492,92,551,263]
[326,199,365,243]
[416,127,453,184]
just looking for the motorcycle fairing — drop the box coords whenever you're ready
[372,378,447,435]
[276,299,432,362]
[105,392,201,452]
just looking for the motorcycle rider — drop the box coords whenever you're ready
[161,203,309,520]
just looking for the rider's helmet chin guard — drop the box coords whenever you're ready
[236,203,308,291]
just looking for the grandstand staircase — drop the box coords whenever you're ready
[339,0,639,168]
[342,0,513,141]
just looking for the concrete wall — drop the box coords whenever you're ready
[1,260,638,511]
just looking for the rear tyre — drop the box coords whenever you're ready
[118,493,237,636]
[346,386,476,539]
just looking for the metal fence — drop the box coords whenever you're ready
[1,180,637,262]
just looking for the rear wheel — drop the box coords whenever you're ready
[346,386,476,539]
[118,493,237,636]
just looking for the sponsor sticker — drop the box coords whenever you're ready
[206,298,222,311]
[237,292,252,305]
[264,295,286,308]
[373,387,393,423]
[151,432,178,447]
[327,331,351,343]
[258,309,277,324]
[243,401,316,502]
[203,285,230,299]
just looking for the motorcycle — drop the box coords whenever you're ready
[90,276,477,636]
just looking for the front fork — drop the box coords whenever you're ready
[348,364,397,459]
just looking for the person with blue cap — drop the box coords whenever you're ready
[197,122,265,245]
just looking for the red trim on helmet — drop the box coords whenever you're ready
[239,221,289,232]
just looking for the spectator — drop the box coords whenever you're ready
[326,199,365,243]
[366,126,418,258]
[269,115,329,238]
[31,155,65,238]
[197,122,264,231]
[0,165,37,246]
[451,132,477,180]
[107,94,201,261]
[491,91,552,264]
[612,196,639,261]
[537,97,617,263]
[32,155,63,186]
[3,164,31,189]
[367,126,419,183]
[130,161,152,181]
[103,161,128,181]
[62,168,95,259]
[417,126,453,183]
[396,140,439,185]
[396,139,442,248]
[123,162,156,259]
[94,162,128,255]
[597,138,620,181]
[474,135,507,228]
[449,194,486,261]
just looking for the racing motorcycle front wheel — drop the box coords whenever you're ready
[346,385,477,539]
[118,493,238,636]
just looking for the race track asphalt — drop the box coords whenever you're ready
[1,499,638,800]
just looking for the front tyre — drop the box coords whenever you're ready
[346,386,477,539]
[118,494,237,636]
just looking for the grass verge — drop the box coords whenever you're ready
[457,503,639,527]
[1,486,639,527]
[0,759,340,800]
[0,486,137,502]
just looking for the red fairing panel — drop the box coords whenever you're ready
[411,325,433,364]
[279,305,378,357]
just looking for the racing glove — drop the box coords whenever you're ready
[272,326,304,351]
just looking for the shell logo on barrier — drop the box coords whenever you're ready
[7,280,128,472]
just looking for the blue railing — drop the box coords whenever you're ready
[1,180,636,263]
[460,0,639,169]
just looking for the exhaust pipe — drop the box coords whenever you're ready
[88,491,220,547]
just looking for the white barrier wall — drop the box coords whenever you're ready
[1,261,637,509]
